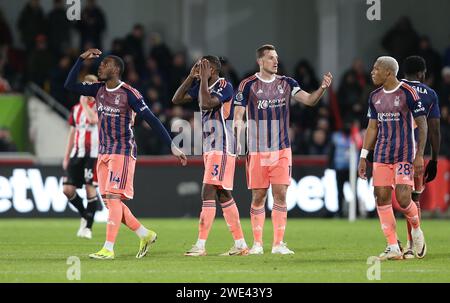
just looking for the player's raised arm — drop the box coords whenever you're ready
[64,49,103,96]
[294,72,333,107]
[127,92,187,166]
[198,59,221,110]
[172,61,199,105]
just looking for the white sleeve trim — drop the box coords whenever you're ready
[291,87,301,96]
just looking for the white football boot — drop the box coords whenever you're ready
[271,242,295,255]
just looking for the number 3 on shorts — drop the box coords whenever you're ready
[212,164,219,177]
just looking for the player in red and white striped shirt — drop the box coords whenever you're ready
[62,74,100,239]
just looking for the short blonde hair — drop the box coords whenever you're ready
[376,56,399,76]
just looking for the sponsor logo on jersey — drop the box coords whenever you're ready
[97,104,120,114]
[414,101,425,114]
[257,98,286,110]
[377,112,400,122]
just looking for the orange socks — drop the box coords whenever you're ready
[401,201,421,230]
[220,199,244,241]
[103,199,149,251]
[376,204,398,245]
[104,199,123,246]
[250,204,265,245]
[406,200,421,241]
[198,200,216,240]
[272,203,287,246]
[121,202,141,231]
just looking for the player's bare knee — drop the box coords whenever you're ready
[375,196,390,206]
[201,184,217,201]
[395,185,412,208]
[63,186,75,199]
[272,192,286,206]
[397,196,411,208]
[217,189,232,203]
[85,185,97,198]
[374,187,391,206]
[411,192,421,203]
[251,190,267,207]
[271,185,288,205]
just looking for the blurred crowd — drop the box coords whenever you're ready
[0,1,449,157]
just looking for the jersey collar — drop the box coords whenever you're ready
[401,78,421,84]
[383,81,403,94]
[255,73,276,83]
[208,78,224,90]
[106,81,124,92]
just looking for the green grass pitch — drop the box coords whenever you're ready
[0,218,449,283]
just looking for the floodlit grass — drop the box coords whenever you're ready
[0,218,449,282]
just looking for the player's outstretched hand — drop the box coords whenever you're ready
[423,159,438,183]
[413,155,424,177]
[171,145,187,166]
[80,49,102,60]
[358,159,367,180]
[321,72,333,89]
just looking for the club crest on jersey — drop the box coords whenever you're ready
[375,99,381,105]
[236,92,243,101]
[277,85,284,94]
[257,89,263,94]
[394,96,400,107]
[114,94,121,105]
